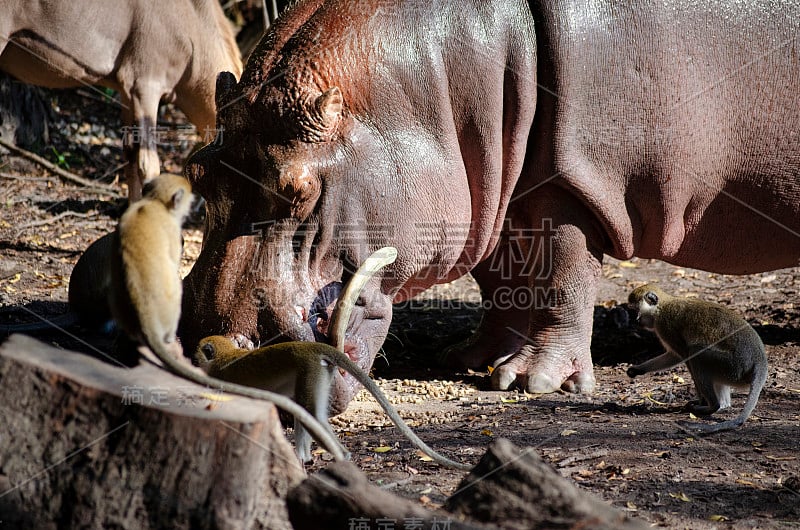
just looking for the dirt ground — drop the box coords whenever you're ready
[1,90,799,529]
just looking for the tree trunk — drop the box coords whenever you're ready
[0,334,305,530]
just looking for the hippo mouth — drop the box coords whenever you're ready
[294,248,398,412]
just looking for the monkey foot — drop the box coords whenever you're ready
[490,344,596,394]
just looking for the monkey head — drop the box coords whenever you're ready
[194,335,241,371]
[142,173,194,221]
[628,283,672,330]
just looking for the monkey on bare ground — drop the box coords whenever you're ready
[195,335,472,470]
[195,246,470,469]
[0,233,115,335]
[627,283,768,433]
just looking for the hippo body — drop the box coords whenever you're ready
[183,0,800,410]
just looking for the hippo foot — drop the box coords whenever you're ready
[490,344,596,394]
[440,328,528,369]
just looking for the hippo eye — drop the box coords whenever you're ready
[644,292,659,305]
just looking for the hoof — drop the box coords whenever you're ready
[526,372,560,393]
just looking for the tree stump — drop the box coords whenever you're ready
[0,334,305,530]
[288,439,648,530]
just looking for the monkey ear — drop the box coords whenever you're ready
[645,291,659,305]
[169,188,185,210]
[142,179,156,197]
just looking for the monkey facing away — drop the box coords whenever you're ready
[627,283,768,433]
[194,335,472,470]
[109,173,192,358]
[0,233,115,335]
[109,190,406,462]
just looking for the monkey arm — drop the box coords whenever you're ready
[627,351,683,377]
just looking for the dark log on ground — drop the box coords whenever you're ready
[288,439,648,530]
[0,334,305,530]
[446,438,648,530]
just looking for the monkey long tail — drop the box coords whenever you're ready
[325,246,470,470]
[335,352,472,471]
[144,339,350,461]
[688,361,768,435]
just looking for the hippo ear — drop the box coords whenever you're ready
[279,163,321,220]
[216,71,237,107]
[316,87,343,124]
[302,87,342,140]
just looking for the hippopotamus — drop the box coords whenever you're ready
[181,0,800,412]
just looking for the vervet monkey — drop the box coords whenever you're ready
[109,190,399,463]
[194,336,472,470]
[194,246,471,470]
[627,283,768,433]
[0,233,114,334]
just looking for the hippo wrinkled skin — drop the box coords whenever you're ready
[182,0,800,411]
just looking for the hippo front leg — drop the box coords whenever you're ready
[440,257,530,369]
[491,219,600,394]
[459,185,601,394]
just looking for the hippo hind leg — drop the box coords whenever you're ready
[440,258,529,369]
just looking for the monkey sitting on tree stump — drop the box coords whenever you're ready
[626,283,768,434]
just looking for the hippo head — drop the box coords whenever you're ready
[181,1,534,411]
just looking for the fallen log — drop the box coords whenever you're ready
[0,334,305,529]
[446,438,647,530]
[287,461,489,530]
[288,438,648,530]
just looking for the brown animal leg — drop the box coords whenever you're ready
[120,86,161,201]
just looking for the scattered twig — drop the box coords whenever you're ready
[378,477,413,490]
[556,448,609,468]
[0,172,56,183]
[0,137,121,196]
[14,211,98,238]
[75,89,118,106]
[99,162,126,183]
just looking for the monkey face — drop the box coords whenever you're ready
[627,285,661,330]
[195,341,215,367]
[630,292,659,330]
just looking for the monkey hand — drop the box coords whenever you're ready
[626,365,642,378]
